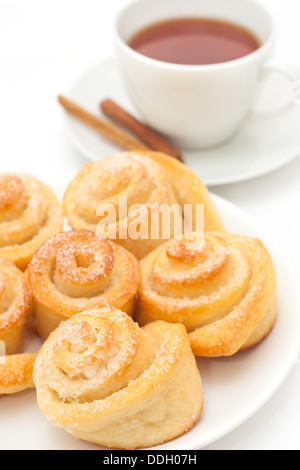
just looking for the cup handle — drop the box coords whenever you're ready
[251,59,300,118]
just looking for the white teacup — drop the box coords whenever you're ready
[114,0,297,149]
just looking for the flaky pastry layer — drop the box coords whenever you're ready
[33,307,203,449]
[136,231,277,357]
[0,258,31,354]
[0,173,64,270]
[28,230,140,340]
[0,353,37,395]
[63,151,224,259]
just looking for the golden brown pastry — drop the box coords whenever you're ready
[0,173,64,270]
[136,232,277,357]
[63,151,224,259]
[0,353,37,395]
[33,307,203,449]
[27,230,140,340]
[0,258,31,355]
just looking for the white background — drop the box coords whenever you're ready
[0,0,299,450]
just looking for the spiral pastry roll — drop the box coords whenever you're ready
[136,232,277,357]
[63,151,223,259]
[0,173,64,270]
[0,258,31,355]
[28,230,140,340]
[0,353,37,396]
[33,307,203,449]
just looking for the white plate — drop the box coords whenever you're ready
[0,178,299,450]
[62,57,300,186]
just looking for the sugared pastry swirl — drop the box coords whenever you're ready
[33,307,203,449]
[0,173,64,270]
[63,151,224,259]
[136,232,277,357]
[0,353,37,395]
[0,258,31,355]
[27,230,140,340]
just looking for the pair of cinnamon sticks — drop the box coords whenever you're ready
[58,95,184,163]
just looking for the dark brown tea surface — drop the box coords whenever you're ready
[128,18,261,65]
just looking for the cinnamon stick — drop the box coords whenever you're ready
[58,95,150,152]
[100,98,184,163]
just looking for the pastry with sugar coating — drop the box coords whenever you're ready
[0,353,37,396]
[0,258,36,396]
[0,258,31,355]
[28,230,140,340]
[33,307,203,449]
[63,151,224,259]
[136,231,277,357]
[0,173,64,270]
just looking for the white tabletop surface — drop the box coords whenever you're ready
[0,0,299,450]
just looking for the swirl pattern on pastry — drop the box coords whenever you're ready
[63,151,224,259]
[27,230,140,340]
[33,307,203,449]
[0,258,31,355]
[0,173,64,270]
[136,232,277,357]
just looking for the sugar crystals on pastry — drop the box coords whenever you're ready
[0,257,31,355]
[0,257,37,396]
[63,151,224,259]
[33,306,203,449]
[0,353,37,396]
[27,230,140,340]
[136,231,277,357]
[0,173,64,270]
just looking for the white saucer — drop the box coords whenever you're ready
[0,175,299,450]
[62,57,300,186]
